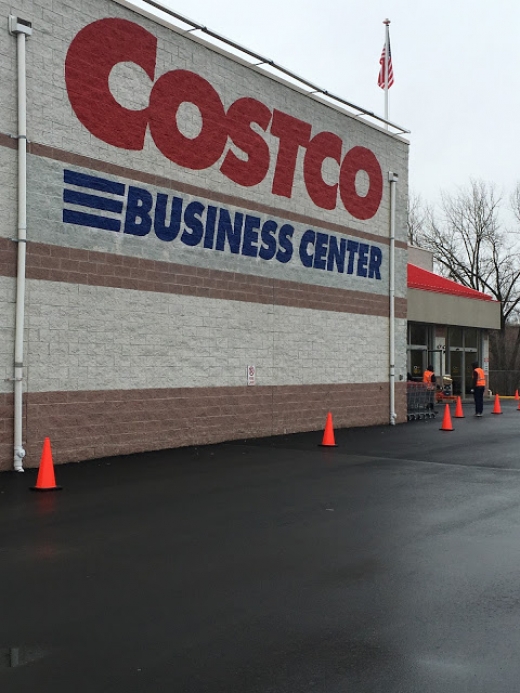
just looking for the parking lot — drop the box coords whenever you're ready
[2,398,520,692]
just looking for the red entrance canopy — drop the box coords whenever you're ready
[407,264,495,302]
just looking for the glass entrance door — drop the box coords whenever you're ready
[409,349,426,381]
[450,350,463,396]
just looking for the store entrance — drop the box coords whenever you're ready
[450,350,463,396]
[409,349,426,381]
[449,348,478,396]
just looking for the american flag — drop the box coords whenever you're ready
[378,40,394,89]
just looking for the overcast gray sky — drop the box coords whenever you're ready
[129,0,520,206]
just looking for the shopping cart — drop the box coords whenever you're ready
[435,375,458,404]
[406,382,436,421]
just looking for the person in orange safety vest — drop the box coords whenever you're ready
[472,361,486,417]
[423,365,436,387]
[423,364,436,410]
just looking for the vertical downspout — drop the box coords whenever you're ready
[9,16,33,471]
[388,171,399,425]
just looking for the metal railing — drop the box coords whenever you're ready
[118,0,410,136]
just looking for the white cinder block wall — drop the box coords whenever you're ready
[0,0,409,469]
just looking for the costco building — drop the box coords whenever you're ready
[0,0,409,471]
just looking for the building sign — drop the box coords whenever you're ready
[65,18,384,220]
[62,168,384,280]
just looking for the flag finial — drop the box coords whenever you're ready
[383,18,391,25]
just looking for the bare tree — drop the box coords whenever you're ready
[417,179,520,386]
[419,180,520,321]
[406,191,426,246]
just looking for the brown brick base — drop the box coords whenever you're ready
[0,383,407,470]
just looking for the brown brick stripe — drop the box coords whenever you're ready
[0,237,407,318]
[0,132,16,150]
[0,131,407,250]
[0,394,14,470]
[0,383,407,470]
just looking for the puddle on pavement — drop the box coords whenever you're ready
[0,646,48,669]
[34,494,59,517]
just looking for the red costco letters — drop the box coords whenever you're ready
[65,18,383,220]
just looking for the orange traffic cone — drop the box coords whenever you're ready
[515,389,520,401]
[320,412,337,447]
[31,438,62,491]
[454,396,465,418]
[440,403,454,431]
[492,393,502,415]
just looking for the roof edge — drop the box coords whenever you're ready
[407,264,497,302]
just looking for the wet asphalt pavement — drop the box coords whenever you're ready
[2,399,520,692]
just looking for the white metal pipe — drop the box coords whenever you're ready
[388,172,398,425]
[13,25,30,471]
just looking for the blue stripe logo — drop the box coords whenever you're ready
[63,169,125,231]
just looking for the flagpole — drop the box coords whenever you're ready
[383,18,390,127]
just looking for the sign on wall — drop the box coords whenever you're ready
[61,167,384,281]
[65,18,385,221]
